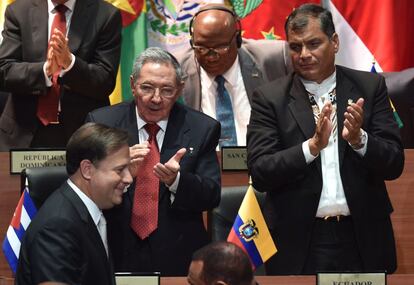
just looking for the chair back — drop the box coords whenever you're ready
[20,166,68,209]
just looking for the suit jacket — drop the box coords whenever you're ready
[0,0,121,150]
[174,38,292,110]
[247,65,404,274]
[86,101,221,276]
[15,183,114,285]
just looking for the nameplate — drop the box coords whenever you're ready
[221,147,247,171]
[115,272,160,285]
[10,149,66,174]
[317,272,386,285]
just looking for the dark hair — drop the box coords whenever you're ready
[131,47,184,86]
[192,241,253,285]
[66,123,129,175]
[285,3,335,39]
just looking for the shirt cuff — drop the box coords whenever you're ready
[302,139,318,164]
[60,53,75,76]
[167,171,180,204]
[43,62,53,87]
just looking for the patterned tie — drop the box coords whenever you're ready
[97,213,108,257]
[37,4,67,125]
[308,88,337,141]
[130,124,160,239]
[215,75,237,147]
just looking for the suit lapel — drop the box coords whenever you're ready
[336,66,360,166]
[31,0,48,58]
[288,74,322,174]
[68,0,93,53]
[159,103,190,200]
[61,183,110,269]
[239,47,264,103]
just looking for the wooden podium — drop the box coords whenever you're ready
[1,150,414,278]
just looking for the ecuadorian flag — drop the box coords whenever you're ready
[227,186,277,269]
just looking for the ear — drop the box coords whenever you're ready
[331,32,339,53]
[79,159,94,180]
[130,76,136,96]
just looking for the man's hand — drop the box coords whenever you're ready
[45,46,59,77]
[309,101,333,156]
[342,98,364,145]
[154,148,187,186]
[49,29,72,69]
[129,142,151,178]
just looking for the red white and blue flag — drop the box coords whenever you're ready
[2,188,37,274]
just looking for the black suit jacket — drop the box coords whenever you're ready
[86,101,221,276]
[247,65,404,274]
[0,0,121,150]
[16,183,114,285]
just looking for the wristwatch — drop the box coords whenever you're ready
[350,129,367,150]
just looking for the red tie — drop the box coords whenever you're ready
[37,4,67,125]
[131,124,161,239]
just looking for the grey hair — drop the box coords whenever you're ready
[130,47,184,86]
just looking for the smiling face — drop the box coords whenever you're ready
[88,145,132,209]
[287,16,338,83]
[131,62,182,123]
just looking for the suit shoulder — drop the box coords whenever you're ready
[178,103,219,127]
[87,101,131,125]
[338,65,383,83]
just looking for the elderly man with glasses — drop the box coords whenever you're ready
[86,47,221,276]
[174,4,292,147]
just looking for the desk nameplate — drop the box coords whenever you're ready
[221,147,247,171]
[10,149,66,174]
[318,272,386,285]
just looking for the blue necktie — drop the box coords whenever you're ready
[215,75,237,147]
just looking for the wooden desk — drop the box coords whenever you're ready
[160,274,414,285]
[1,150,414,277]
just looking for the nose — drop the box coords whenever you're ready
[123,168,133,185]
[300,46,311,58]
[151,89,162,103]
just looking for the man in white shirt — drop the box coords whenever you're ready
[16,122,132,285]
[174,4,292,146]
[247,3,404,275]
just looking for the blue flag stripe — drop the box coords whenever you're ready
[232,215,263,268]
[23,189,37,218]
[2,237,18,274]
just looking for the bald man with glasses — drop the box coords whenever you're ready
[174,4,292,147]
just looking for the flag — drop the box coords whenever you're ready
[107,0,147,104]
[371,62,403,128]
[227,185,276,269]
[328,0,414,72]
[235,0,319,40]
[2,188,37,274]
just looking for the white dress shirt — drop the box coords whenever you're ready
[300,71,368,217]
[200,56,250,146]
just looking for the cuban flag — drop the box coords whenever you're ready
[227,185,276,269]
[2,188,37,274]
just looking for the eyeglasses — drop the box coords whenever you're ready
[137,84,177,98]
[192,31,238,56]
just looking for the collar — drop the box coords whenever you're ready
[135,107,168,133]
[67,178,102,226]
[48,0,76,13]
[200,55,240,91]
[301,70,337,97]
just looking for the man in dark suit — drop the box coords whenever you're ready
[247,4,404,275]
[0,0,121,150]
[174,4,292,146]
[86,47,221,276]
[15,122,133,285]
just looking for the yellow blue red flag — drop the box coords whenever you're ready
[227,185,276,269]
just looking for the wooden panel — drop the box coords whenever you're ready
[1,150,414,277]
